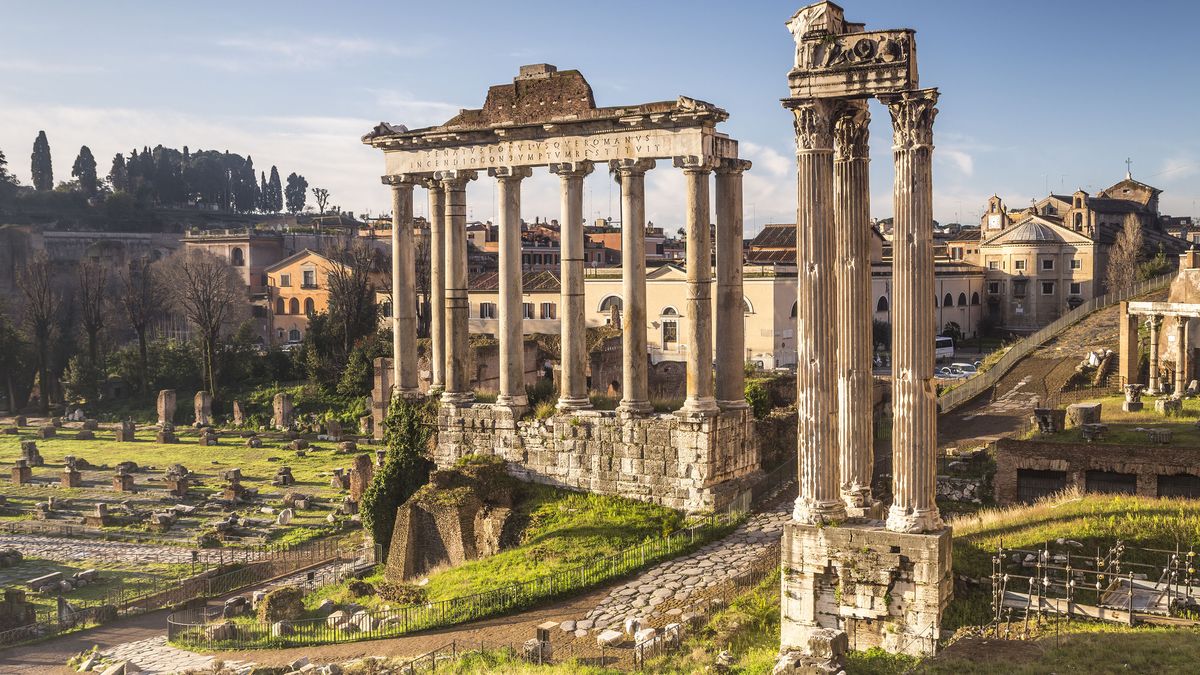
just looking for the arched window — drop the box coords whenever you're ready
[1073,213,1083,230]
[876,296,889,312]
[943,293,953,308]
[304,298,315,316]
[957,293,967,307]
[660,306,678,316]
[288,298,300,314]
[933,295,939,308]
[971,292,981,305]
[598,295,623,313]
[275,298,285,315]
[743,297,753,314]
[790,302,798,318]
[230,247,245,267]
[288,328,301,342]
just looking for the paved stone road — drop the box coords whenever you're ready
[0,534,256,566]
[568,501,789,633]
[100,636,251,674]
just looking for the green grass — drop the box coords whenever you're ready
[3,557,196,614]
[1030,394,1200,445]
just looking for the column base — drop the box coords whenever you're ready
[717,399,750,411]
[556,396,592,412]
[792,497,847,525]
[781,520,952,658]
[885,504,944,534]
[440,391,475,407]
[617,399,652,416]
[678,397,719,417]
[844,498,884,520]
[495,394,528,408]
[395,387,424,401]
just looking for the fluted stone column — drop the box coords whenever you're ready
[611,159,655,415]
[881,89,942,534]
[425,179,447,392]
[677,156,718,415]
[551,161,595,410]
[1149,315,1163,394]
[833,103,874,510]
[715,159,752,409]
[385,174,421,397]
[1176,317,1187,396]
[788,100,845,524]
[491,166,533,409]
[439,170,477,405]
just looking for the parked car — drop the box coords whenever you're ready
[950,362,978,376]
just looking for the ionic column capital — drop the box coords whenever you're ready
[786,99,837,152]
[435,169,478,189]
[609,158,656,178]
[381,174,423,188]
[715,158,753,175]
[833,102,871,162]
[1149,314,1164,329]
[550,161,595,178]
[672,155,715,174]
[488,166,534,181]
[880,88,939,151]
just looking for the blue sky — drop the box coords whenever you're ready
[1,0,1197,233]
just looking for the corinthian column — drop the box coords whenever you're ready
[1149,315,1162,394]
[425,178,446,392]
[551,161,595,410]
[787,99,845,524]
[384,174,421,397]
[676,156,718,415]
[833,102,874,510]
[881,88,942,534]
[715,158,752,409]
[490,166,533,409]
[611,159,655,415]
[438,169,477,405]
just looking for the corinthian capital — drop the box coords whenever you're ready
[833,103,871,162]
[880,88,939,150]
[787,99,836,152]
[609,158,656,178]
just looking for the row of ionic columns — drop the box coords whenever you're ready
[788,88,943,534]
[384,157,750,416]
[1138,313,1192,396]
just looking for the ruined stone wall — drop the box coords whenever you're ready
[994,438,1200,504]
[435,404,759,512]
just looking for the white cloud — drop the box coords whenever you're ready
[937,148,974,178]
[366,89,465,129]
[1156,156,1198,181]
[0,59,104,74]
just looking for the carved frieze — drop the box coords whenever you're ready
[788,29,918,99]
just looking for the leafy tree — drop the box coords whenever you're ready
[108,153,129,193]
[361,396,434,556]
[1139,246,1171,280]
[941,321,963,343]
[872,319,892,352]
[30,131,53,191]
[285,172,308,213]
[0,298,32,412]
[71,146,99,197]
[312,187,330,214]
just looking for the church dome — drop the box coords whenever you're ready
[1004,220,1063,243]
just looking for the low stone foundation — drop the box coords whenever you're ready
[780,520,952,658]
[435,403,759,513]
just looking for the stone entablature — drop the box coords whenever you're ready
[994,438,1200,504]
[434,404,759,513]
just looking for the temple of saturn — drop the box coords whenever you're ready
[1120,250,1200,396]
[777,2,951,661]
[364,64,759,512]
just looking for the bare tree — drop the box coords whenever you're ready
[413,233,431,338]
[1105,214,1144,295]
[17,252,61,414]
[161,249,241,395]
[119,256,167,394]
[76,260,110,365]
[312,187,330,214]
[326,240,381,360]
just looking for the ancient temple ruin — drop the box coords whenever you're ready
[778,2,951,662]
[365,64,758,512]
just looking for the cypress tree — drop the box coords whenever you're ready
[108,153,128,193]
[267,165,283,212]
[71,146,99,197]
[30,131,53,191]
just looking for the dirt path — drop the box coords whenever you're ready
[0,610,169,674]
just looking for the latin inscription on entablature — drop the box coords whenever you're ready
[788,29,918,99]
[385,128,736,174]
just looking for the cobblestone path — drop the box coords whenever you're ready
[100,636,251,674]
[566,500,789,634]
[0,534,256,565]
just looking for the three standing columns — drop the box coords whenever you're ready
[491,167,533,409]
[677,156,718,415]
[715,159,752,409]
[788,100,846,524]
[439,169,477,405]
[551,161,595,411]
[385,175,421,397]
[881,89,943,534]
[611,159,656,415]
[833,102,874,510]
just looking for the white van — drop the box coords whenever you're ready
[935,336,955,362]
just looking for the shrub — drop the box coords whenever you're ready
[744,379,771,420]
[258,586,304,622]
[361,396,435,557]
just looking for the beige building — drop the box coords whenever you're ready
[979,175,1188,331]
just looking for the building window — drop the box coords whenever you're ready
[540,302,556,320]
[275,298,285,315]
[1042,258,1054,271]
[1070,282,1082,295]
[381,302,393,318]
[743,297,753,314]
[279,273,291,287]
[598,295,623,313]
[276,328,285,341]
[288,328,301,342]
[988,261,1001,270]
[522,302,534,320]
[1070,258,1082,270]
[479,302,496,319]
[289,298,300,314]
[943,293,953,308]
[304,298,316,315]
[958,292,967,306]
[662,318,678,346]
[876,296,889,312]
[971,292,981,305]
[231,247,245,266]
[302,269,317,289]
[1041,282,1055,295]
[988,282,1001,295]
[1014,260,1027,271]
[1013,280,1027,298]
